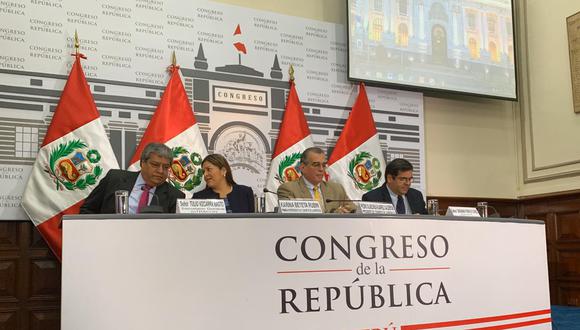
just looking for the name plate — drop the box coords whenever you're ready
[355,201,396,215]
[446,206,481,217]
[278,200,323,214]
[176,199,227,214]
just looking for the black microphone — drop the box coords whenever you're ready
[263,188,279,195]
[262,188,281,213]
[324,198,361,213]
[139,192,164,214]
[325,198,365,203]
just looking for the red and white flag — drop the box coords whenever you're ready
[265,80,314,211]
[21,53,119,260]
[128,65,207,198]
[233,24,247,54]
[327,83,386,200]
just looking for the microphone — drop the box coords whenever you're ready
[139,193,164,214]
[263,188,279,195]
[262,188,281,213]
[325,198,364,203]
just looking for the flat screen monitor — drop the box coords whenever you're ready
[347,0,517,100]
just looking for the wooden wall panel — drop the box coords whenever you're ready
[0,221,60,330]
[519,191,580,306]
[426,196,519,218]
[28,308,60,330]
[431,192,580,306]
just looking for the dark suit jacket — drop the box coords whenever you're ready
[79,169,185,214]
[277,177,356,213]
[362,184,427,215]
[191,184,255,213]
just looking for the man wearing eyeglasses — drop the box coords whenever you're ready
[362,158,427,215]
[80,142,185,214]
[277,147,355,213]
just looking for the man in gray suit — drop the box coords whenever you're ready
[80,142,185,214]
[277,147,355,213]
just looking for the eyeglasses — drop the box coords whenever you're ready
[396,176,413,183]
[147,160,171,171]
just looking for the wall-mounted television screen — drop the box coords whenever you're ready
[348,0,517,100]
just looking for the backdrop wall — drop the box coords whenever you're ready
[218,0,521,199]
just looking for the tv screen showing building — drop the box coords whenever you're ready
[348,0,517,100]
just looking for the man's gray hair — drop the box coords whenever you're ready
[300,147,325,165]
[140,143,172,163]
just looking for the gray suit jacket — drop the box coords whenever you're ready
[277,177,355,213]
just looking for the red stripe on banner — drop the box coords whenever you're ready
[470,317,552,330]
[42,55,100,146]
[390,267,451,272]
[328,83,378,165]
[36,200,84,261]
[129,67,197,165]
[271,81,311,158]
[400,309,551,330]
[277,269,352,274]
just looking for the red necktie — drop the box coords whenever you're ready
[137,185,151,213]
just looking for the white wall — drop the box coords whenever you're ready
[516,0,580,197]
[216,0,521,198]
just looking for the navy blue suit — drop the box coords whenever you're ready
[362,184,427,215]
[192,184,255,213]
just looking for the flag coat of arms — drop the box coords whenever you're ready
[265,80,314,211]
[21,53,119,260]
[128,65,207,198]
[327,83,386,200]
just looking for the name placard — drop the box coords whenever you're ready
[176,199,227,214]
[446,206,481,217]
[355,201,396,215]
[278,200,323,214]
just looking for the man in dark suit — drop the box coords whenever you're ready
[362,158,427,215]
[277,147,355,213]
[80,142,185,214]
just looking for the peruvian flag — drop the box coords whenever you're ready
[327,83,386,200]
[128,65,207,198]
[233,24,247,54]
[264,80,314,211]
[21,53,119,260]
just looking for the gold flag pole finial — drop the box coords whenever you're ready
[74,30,80,55]
[172,51,177,67]
[289,65,295,82]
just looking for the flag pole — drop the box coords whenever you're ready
[289,64,295,83]
[74,30,80,55]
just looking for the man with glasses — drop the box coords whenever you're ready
[362,158,427,215]
[80,142,185,214]
[277,147,355,213]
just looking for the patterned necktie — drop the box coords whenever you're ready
[313,185,322,204]
[396,195,406,214]
[313,185,324,212]
[137,185,151,213]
